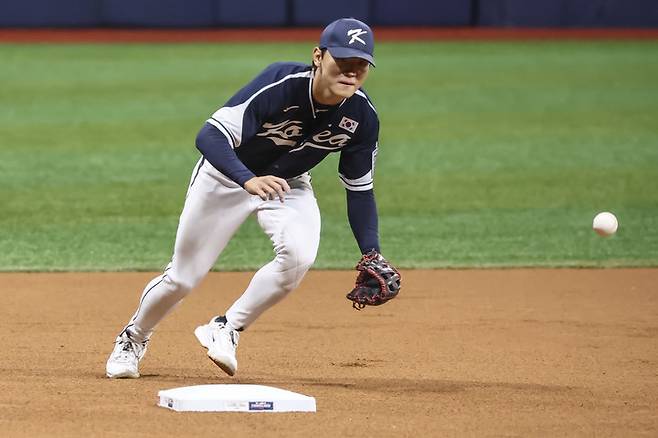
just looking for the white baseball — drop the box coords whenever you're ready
[592,212,618,237]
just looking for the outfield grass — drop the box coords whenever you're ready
[1,41,657,270]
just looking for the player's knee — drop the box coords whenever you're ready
[295,249,317,272]
[164,271,201,295]
[276,254,314,295]
[276,241,317,273]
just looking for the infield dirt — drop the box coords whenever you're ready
[0,269,656,437]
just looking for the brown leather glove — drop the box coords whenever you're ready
[346,250,401,310]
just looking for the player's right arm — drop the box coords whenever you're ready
[196,125,289,202]
[195,63,302,201]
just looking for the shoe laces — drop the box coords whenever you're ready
[115,334,146,361]
[228,330,239,348]
[211,322,239,348]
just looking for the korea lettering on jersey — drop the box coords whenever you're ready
[205,62,379,191]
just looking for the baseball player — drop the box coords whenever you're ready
[106,17,400,379]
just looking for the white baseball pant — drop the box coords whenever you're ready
[123,158,321,342]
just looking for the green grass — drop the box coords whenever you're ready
[1,41,657,271]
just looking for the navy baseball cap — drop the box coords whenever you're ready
[319,18,376,67]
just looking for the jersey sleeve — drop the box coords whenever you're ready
[346,189,380,253]
[205,65,280,149]
[195,123,255,186]
[196,67,276,187]
[338,117,379,191]
[340,113,381,253]
[198,63,308,185]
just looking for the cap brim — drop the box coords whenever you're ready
[326,47,376,67]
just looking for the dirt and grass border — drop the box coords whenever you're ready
[1,27,657,43]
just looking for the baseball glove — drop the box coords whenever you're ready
[346,250,401,310]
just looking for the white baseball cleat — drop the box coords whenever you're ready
[106,331,148,379]
[194,316,240,377]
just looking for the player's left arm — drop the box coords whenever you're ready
[343,172,380,254]
[338,124,380,254]
[339,130,401,309]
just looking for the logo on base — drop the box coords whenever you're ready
[249,401,274,411]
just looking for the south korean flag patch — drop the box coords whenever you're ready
[338,116,359,133]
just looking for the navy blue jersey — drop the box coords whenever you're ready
[203,62,379,192]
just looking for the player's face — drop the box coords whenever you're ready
[313,48,370,104]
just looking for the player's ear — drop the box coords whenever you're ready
[312,47,323,69]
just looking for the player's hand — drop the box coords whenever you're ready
[244,176,291,202]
